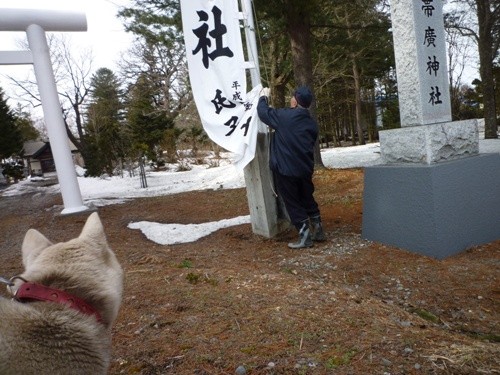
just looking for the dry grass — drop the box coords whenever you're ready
[0,168,498,374]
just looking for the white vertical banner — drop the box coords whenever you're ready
[180,0,261,169]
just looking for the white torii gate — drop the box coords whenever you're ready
[0,8,89,214]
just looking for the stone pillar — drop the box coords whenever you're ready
[392,0,451,126]
[380,0,478,164]
[362,0,500,258]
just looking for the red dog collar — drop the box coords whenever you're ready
[15,282,102,323]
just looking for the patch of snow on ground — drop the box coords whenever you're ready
[2,140,498,245]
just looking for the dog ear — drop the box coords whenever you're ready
[79,212,107,245]
[22,229,53,267]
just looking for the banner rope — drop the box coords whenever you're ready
[250,1,279,198]
[249,0,270,89]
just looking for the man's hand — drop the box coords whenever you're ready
[260,87,270,97]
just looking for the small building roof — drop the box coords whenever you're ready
[23,141,48,157]
[23,140,78,158]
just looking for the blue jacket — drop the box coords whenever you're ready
[257,96,318,178]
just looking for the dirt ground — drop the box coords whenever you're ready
[0,168,498,374]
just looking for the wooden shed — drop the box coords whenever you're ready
[23,140,79,177]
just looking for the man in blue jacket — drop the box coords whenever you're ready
[257,86,325,249]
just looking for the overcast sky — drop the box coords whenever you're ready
[0,0,133,101]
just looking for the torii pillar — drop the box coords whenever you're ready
[0,9,89,214]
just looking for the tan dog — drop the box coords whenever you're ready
[0,212,123,375]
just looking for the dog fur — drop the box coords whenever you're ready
[0,212,123,375]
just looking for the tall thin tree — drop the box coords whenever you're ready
[447,0,499,139]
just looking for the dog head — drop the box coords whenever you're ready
[12,212,123,329]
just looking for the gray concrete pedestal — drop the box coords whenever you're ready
[362,154,500,258]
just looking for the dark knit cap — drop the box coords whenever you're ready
[294,86,313,108]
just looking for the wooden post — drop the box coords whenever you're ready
[240,0,288,237]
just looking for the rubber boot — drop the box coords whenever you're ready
[310,215,326,241]
[288,221,313,249]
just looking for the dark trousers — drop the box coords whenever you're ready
[274,172,320,230]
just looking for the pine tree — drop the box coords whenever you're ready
[0,88,23,160]
[13,104,40,142]
[83,68,123,176]
[125,73,174,168]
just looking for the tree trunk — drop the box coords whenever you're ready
[352,58,366,145]
[349,106,356,146]
[477,0,498,139]
[63,119,81,150]
[268,38,292,108]
[285,4,325,167]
